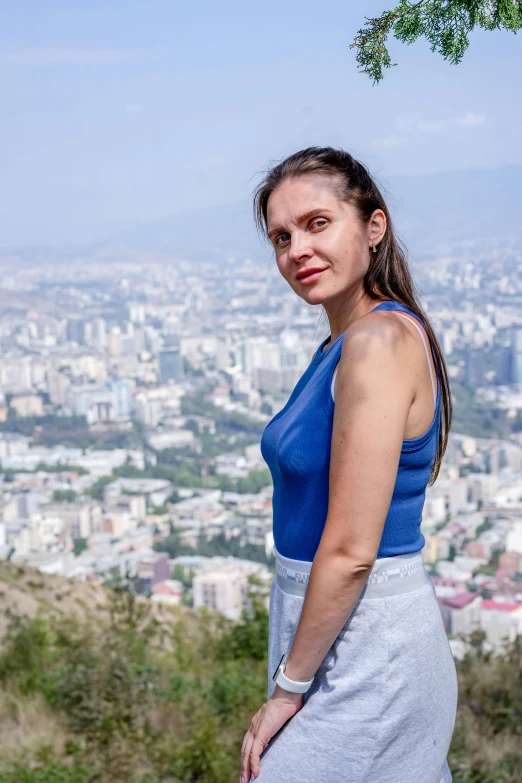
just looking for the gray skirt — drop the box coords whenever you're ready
[253,549,458,783]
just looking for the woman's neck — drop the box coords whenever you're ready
[323,293,385,348]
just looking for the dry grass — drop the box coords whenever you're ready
[0,684,70,762]
[0,561,184,647]
[454,708,521,760]
[0,562,111,641]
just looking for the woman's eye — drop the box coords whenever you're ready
[311,219,327,230]
[275,233,290,246]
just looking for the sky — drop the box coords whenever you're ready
[0,0,521,247]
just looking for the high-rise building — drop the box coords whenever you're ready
[496,342,511,385]
[47,369,70,406]
[91,318,107,350]
[128,303,146,324]
[67,384,114,423]
[509,326,522,385]
[159,348,184,384]
[107,327,121,357]
[464,347,484,389]
[66,317,86,345]
[145,326,161,356]
[106,380,132,420]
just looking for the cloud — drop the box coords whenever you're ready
[393,116,446,135]
[418,121,445,134]
[0,49,141,66]
[453,112,486,127]
[396,113,487,135]
[372,112,487,148]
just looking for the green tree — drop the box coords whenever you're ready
[172,563,186,583]
[73,538,88,556]
[52,489,77,503]
[86,475,112,500]
[2,562,522,781]
[351,1,522,83]
[153,533,191,559]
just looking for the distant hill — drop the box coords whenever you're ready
[108,199,262,262]
[108,165,522,261]
[387,165,522,257]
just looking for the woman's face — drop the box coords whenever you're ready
[266,173,385,307]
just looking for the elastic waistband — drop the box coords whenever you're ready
[275,548,430,599]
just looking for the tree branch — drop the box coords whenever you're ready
[350,0,522,84]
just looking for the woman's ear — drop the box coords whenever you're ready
[368,209,387,248]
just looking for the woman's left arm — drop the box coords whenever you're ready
[241,313,416,782]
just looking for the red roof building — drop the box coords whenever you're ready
[438,592,482,636]
[482,599,521,612]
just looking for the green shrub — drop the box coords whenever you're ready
[0,761,91,783]
[1,571,521,782]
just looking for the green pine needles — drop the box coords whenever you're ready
[351,0,522,83]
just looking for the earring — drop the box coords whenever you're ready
[372,243,377,254]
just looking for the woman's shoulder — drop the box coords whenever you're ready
[342,305,409,360]
[335,305,421,397]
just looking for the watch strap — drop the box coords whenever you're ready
[272,652,314,694]
[274,667,314,694]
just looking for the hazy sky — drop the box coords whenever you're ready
[1,0,521,247]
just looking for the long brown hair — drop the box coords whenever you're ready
[253,146,451,484]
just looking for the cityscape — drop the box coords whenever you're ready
[1,239,522,656]
[1,0,521,778]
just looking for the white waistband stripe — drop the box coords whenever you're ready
[274,549,430,599]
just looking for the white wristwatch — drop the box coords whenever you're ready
[272,652,314,694]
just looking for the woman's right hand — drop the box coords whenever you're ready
[240,687,304,781]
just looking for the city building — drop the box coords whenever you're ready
[481,600,522,651]
[10,393,43,418]
[193,564,249,620]
[136,552,171,593]
[159,348,184,384]
[151,579,183,605]
[438,593,482,637]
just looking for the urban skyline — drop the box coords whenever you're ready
[0,232,522,653]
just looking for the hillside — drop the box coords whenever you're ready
[0,561,181,642]
[0,561,266,783]
[106,165,522,261]
[0,562,110,642]
[0,563,521,783]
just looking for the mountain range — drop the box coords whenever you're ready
[107,164,522,262]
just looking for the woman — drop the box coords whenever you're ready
[240,147,458,783]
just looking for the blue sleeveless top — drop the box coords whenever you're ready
[260,301,441,561]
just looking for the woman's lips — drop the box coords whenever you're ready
[296,269,326,285]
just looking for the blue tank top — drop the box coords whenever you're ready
[260,300,441,561]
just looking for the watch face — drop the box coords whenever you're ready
[272,652,286,682]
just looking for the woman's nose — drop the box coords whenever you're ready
[288,234,313,262]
